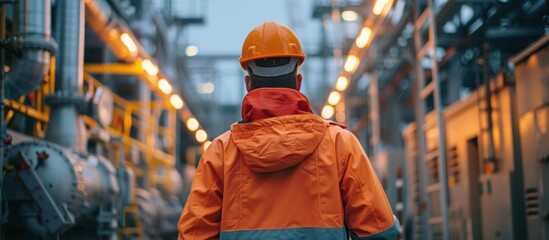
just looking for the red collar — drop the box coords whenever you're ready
[241,88,313,122]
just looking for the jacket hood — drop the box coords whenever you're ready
[231,114,328,173]
[241,88,313,122]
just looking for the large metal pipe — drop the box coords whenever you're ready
[45,0,86,151]
[5,0,57,99]
[53,0,84,93]
[20,203,47,237]
[84,0,136,62]
[482,43,497,170]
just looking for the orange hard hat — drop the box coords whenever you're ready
[240,22,306,70]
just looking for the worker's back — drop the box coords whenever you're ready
[178,21,398,240]
[178,88,399,240]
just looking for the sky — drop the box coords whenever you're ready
[185,0,319,56]
[181,0,337,104]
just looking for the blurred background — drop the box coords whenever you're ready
[0,0,547,239]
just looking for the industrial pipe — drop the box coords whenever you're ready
[53,0,84,93]
[84,0,137,62]
[482,43,497,171]
[20,202,47,237]
[5,0,57,99]
[21,216,47,237]
[45,0,87,151]
[21,215,48,237]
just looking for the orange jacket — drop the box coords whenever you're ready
[178,88,399,240]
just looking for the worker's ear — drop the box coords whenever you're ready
[296,73,303,91]
[245,75,252,92]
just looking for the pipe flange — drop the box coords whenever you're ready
[3,36,57,55]
[45,92,86,106]
[20,38,58,54]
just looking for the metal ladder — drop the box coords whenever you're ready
[412,0,450,239]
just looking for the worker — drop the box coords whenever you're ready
[177,21,399,240]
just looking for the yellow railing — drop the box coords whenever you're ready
[4,60,177,190]
[84,73,176,188]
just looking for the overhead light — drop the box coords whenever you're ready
[321,105,335,119]
[344,55,360,73]
[336,76,349,91]
[169,94,184,109]
[120,33,138,53]
[328,91,341,106]
[373,0,390,15]
[355,27,373,48]
[203,140,212,151]
[341,10,358,21]
[185,45,199,57]
[195,129,208,143]
[157,78,173,94]
[141,59,158,76]
[186,117,200,131]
